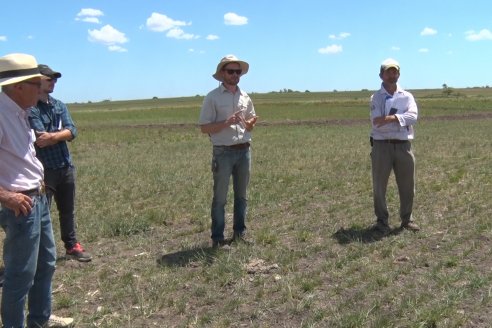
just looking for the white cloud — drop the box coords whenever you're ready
[108,45,127,52]
[146,12,189,32]
[77,8,103,17]
[206,34,219,40]
[318,44,342,54]
[224,12,248,25]
[465,29,492,41]
[88,25,128,51]
[0,36,6,41]
[76,8,103,24]
[166,28,198,40]
[421,27,437,36]
[145,12,197,39]
[329,32,350,40]
[80,17,100,24]
[418,48,429,53]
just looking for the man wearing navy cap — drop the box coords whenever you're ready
[29,64,92,262]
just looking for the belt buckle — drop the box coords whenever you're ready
[40,183,46,195]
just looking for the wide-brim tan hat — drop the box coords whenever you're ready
[0,53,43,86]
[213,54,249,82]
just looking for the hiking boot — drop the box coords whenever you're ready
[66,242,92,262]
[47,314,74,328]
[372,222,391,235]
[401,221,420,232]
[232,231,253,245]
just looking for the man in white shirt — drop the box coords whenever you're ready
[370,58,419,234]
[0,53,73,328]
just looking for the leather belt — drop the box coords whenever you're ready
[18,183,46,197]
[217,142,250,150]
[374,139,409,144]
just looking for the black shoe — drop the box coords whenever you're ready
[371,222,391,235]
[232,232,253,245]
[212,240,229,248]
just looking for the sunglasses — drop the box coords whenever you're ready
[23,81,42,88]
[46,78,58,83]
[224,69,242,75]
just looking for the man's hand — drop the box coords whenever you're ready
[0,191,33,217]
[244,116,258,131]
[225,113,242,126]
[35,131,57,148]
[373,115,397,127]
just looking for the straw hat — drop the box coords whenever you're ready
[0,53,43,86]
[212,54,249,82]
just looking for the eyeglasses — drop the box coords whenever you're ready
[46,78,58,83]
[224,69,242,75]
[23,81,42,88]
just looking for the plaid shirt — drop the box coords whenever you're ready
[29,96,77,170]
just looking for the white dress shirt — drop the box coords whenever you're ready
[0,92,44,191]
[370,84,418,140]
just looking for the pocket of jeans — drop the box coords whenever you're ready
[211,158,218,173]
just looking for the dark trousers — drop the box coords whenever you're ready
[45,166,78,250]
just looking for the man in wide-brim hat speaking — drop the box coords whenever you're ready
[199,54,258,248]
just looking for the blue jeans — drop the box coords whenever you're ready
[45,166,77,250]
[0,194,56,328]
[211,146,251,241]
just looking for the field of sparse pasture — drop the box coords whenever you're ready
[2,89,491,327]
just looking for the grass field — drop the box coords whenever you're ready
[2,88,492,327]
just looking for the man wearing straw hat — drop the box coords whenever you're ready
[199,55,258,248]
[0,53,73,327]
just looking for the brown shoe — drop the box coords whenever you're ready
[401,221,420,232]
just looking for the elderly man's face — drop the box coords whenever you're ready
[17,77,42,109]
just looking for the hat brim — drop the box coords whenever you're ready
[0,73,44,86]
[382,64,400,71]
[213,60,249,82]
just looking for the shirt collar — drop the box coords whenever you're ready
[0,92,26,117]
[380,83,403,96]
[220,83,242,94]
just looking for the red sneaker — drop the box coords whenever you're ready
[66,242,92,262]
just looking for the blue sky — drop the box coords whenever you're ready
[1,0,491,103]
